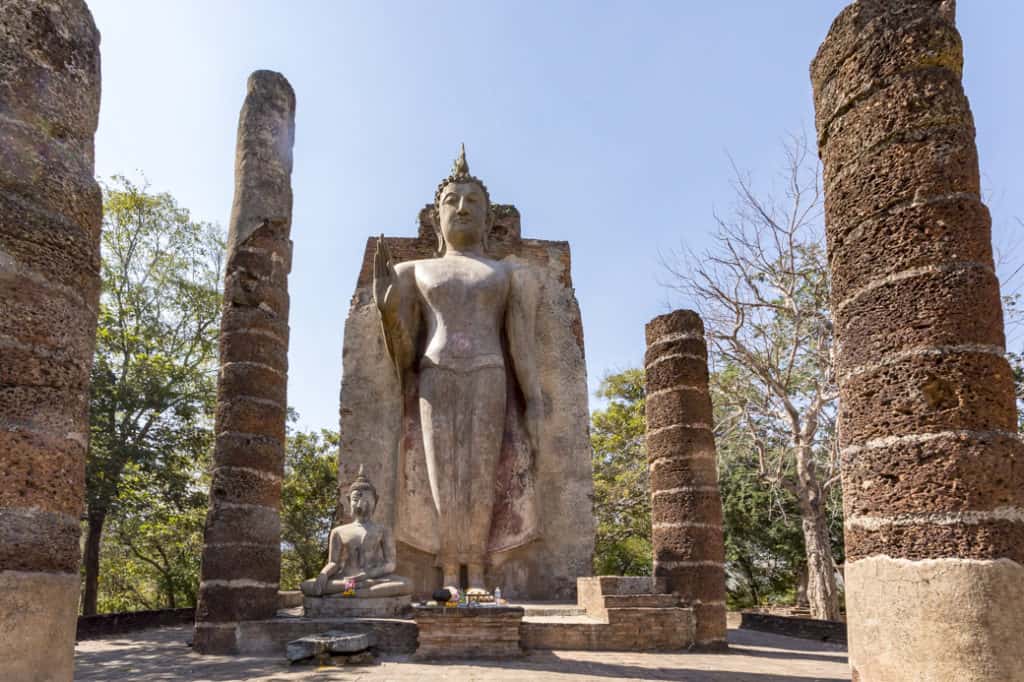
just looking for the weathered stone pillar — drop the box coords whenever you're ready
[195,70,295,654]
[812,2,1024,679]
[0,1,102,679]
[644,310,727,648]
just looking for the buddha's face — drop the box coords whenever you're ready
[349,487,376,520]
[438,181,488,251]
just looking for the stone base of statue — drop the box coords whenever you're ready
[304,595,412,619]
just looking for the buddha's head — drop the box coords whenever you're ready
[347,465,377,521]
[433,144,492,254]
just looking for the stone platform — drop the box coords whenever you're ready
[520,576,695,651]
[303,595,411,618]
[231,612,417,655]
[413,606,524,659]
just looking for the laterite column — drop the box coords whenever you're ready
[812,2,1024,679]
[0,2,102,679]
[644,310,727,648]
[195,71,296,654]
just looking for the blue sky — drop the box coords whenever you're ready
[87,1,1024,432]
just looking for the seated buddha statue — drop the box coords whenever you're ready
[300,466,412,599]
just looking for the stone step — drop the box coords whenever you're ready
[587,576,668,596]
[520,602,587,617]
[605,606,689,625]
[522,614,602,625]
[520,608,695,651]
[603,594,679,609]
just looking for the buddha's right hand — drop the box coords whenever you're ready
[372,234,398,314]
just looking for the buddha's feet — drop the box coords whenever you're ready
[466,562,488,595]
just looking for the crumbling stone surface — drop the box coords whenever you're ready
[286,630,371,662]
[413,606,524,659]
[0,1,102,679]
[195,70,295,655]
[841,431,1024,517]
[812,1,1024,679]
[644,310,727,648]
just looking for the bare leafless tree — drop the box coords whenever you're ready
[663,133,842,620]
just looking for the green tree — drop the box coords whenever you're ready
[280,429,340,589]
[718,456,803,608]
[96,463,206,612]
[83,177,223,614]
[713,364,844,609]
[590,369,651,576]
[665,136,843,619]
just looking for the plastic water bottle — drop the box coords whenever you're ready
[494,587,502,602]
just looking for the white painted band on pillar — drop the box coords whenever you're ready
[645,352,706,369]
[838,343,1008,380]
[847,506,1024,530]
[647,422,713,437]
[647,384,708,399]
[648,451,717,469]
[653,521,722,530]
[841,429,1022,456]
[652,486,721,496]
[649,331,706,347]
[835,260,994,315]
[221,360,286,377]
[223,326,287,345]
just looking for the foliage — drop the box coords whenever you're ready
[96,464,207,612]
[663,134,843,619]
[717,454,803,608]
[713,369,844,609]
[83,176,223,614]
[280,429,340,590]
[590,369,651,576]
[588,365,841,608]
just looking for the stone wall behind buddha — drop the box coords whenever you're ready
[336,205,595,600]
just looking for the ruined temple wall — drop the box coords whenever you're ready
[811,1,1024,679]
[0,2,102,679]
[337,208,594,600]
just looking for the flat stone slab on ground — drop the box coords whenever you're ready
[235,615,417,655]
[304,595,411,618]
[286,630,371,662]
